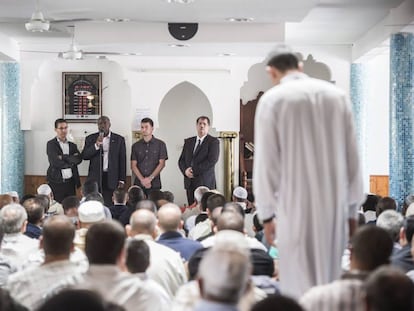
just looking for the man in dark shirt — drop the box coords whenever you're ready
[131,118,168,197]
[109,188,127,222]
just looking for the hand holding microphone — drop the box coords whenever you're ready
[96,130,104,147]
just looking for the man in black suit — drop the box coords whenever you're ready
[178,116,220,205]
[46,118,82,202]
[82,116,126,206]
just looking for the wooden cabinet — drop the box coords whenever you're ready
[239,92,263,193]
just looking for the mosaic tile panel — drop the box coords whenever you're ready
[389,32,414,207]
[350,63,368,190]
[0,62,24,197]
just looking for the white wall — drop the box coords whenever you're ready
[157,82,223,205]
[22,56,131,176]
[365,53,390,176]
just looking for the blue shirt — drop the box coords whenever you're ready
[157,231,203,261]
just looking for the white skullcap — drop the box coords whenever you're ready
[233,186,248,200]
[5,191,18,198]
[78,201,105,223]
[37,184,52,195]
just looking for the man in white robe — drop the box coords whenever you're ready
[253,50,364,298]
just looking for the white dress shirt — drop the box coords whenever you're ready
[56,137,72,179]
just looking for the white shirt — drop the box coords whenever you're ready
[56,137,72,179]
[300,279,365,311]
[193,135,207,153]
[132,234,187,298]
[7,260,84,310]
[0,233,39,270]
[95,131,111,171]
[254,72,364,298]
[201,234,267,252]
[78,265,168,311]
[188,218,211,240]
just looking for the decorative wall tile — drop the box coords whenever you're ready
[350,63,368,191]
[389,32,414,208]
[0,62,24,197]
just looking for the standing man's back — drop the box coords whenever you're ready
[254,50,364,298]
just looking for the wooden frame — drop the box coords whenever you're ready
[62,72,102,122]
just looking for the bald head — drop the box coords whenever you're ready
[217,211,244,233]
[158,203,182,232]
[129,209,157,236]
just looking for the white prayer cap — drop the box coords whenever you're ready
[37,184,52,195]
[5,191,18,198]
[233,186,248,200]
[78,201,105,223]
[406,203,414,217]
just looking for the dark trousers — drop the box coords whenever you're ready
[49,179,76,203]
[101,172,114,207]
[186,188,195,206]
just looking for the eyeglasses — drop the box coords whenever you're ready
[57,127,68,130]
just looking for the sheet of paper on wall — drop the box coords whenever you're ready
[132,108,152,130]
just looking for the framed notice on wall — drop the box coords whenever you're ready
[62,72,102,122]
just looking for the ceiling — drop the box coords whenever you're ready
[0,0,412,58]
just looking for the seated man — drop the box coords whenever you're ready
[364,266,414,311]
[22,198,44,239]
[109,188,128,221]
[127,209,187,298]
[61,196,80,227]
[300,226,393,311]
[391,215,414,272]
[125,239,170,303]
[0,204,39,269]
[78,221,167,311]
[376,210,404,254]
[7,215,84,310]
[157,203,202,261]
[36,184,64,215]
[74,201,106,251]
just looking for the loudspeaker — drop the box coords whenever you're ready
[168,23,198,41]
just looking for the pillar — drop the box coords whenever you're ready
[389,32,414,207]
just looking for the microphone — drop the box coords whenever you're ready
[99,130,104,138]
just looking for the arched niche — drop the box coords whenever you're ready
[156,81,223,205]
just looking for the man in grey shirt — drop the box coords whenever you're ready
[131,118,168,196]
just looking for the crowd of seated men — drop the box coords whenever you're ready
[0,185,413,311]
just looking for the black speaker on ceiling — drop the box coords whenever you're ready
[168,23,198,41]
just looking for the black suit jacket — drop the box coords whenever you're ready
[178,134,219,190]
[46,138,82,187]
[82,132,126,190]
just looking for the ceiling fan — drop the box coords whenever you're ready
[21,25,140,60]
[0,0,93,33]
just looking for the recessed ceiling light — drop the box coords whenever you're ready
[104,18,130,23]
[122,53,142,56]
[164,0,195,3]
[168,43,190,48]
[218,53,236,57]
[226,17,254,22]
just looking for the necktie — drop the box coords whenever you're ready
[194,139,201,154]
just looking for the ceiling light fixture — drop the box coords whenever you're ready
[164,0,195,4]
[104,18,130,23]
[168,43,190,48]
[226,17,254,23]
[218,53,236,57]
[25,11,50,32]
